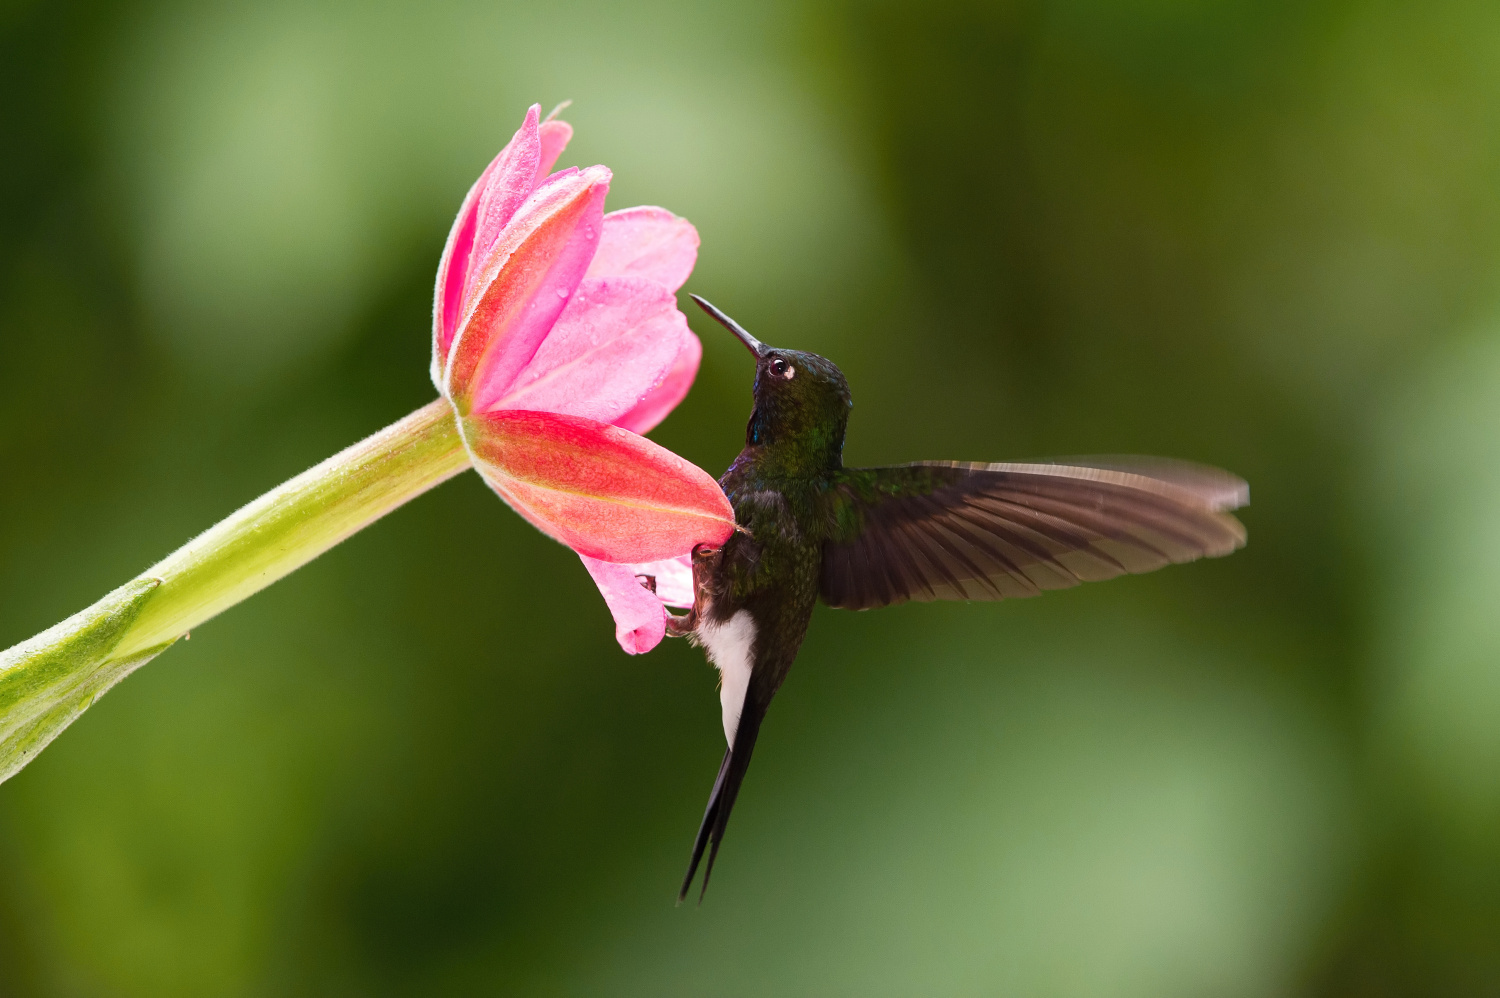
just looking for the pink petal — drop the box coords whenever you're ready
[584,207,699,293]
[463,409,736,562]
[579,555,667,654]
[536,119,573,187]
[445,166,610,412]
[628,554,694,608]
[431,172,483,385]
[431,105,553,382]
[493,277,687,424]
[613,330,701,435]
[468,105,542,285]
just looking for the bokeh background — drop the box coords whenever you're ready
[4,0,1500,993]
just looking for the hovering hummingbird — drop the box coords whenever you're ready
[665,295,1248,902]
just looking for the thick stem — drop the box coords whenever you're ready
[113,397,471,658]
[0,397,470,785]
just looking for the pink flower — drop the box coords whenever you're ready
[431,104,730,654]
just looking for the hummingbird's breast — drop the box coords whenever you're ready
[694,609,756,745]
[686,468,826,743]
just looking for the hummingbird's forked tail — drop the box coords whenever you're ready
[678,705,766,904]
[679,747,731,903]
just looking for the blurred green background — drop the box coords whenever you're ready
[5,0,1500,993]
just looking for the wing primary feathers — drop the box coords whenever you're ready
[912,459,1249,511]
[885,516,944,600]
[908,495,1009,599]
[820,459,1248,611]
[935,506,1045,592]
[849,531,881,609]
[973,487,1232,552]
[960,493,1135,565]
[867,508,906,606]
[952,504,1086,585]
[960,497,1177,568]
[904,515,978,598]
[1009,456,1251,510]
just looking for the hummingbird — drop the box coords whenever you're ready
[665,295,1248,903]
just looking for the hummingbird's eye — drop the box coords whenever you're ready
[770,357,795,380]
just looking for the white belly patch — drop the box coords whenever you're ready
[696,610,756,746]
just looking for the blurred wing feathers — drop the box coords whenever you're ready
[820,459,1247,611]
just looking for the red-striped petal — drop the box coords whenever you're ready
[445,167,609,412]
[463,409,734,563]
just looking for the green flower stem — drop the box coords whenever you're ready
[116,397,470,657]
[0,397,471,783]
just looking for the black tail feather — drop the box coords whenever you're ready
[678,748,732,903]
[678,707,766,904]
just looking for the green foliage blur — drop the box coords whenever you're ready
[4,0,1500,993]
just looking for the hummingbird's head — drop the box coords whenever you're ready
[692,295,852,471]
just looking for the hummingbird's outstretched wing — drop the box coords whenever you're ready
[820,458,1247,611]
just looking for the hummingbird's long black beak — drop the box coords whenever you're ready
[691,294,768,358]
